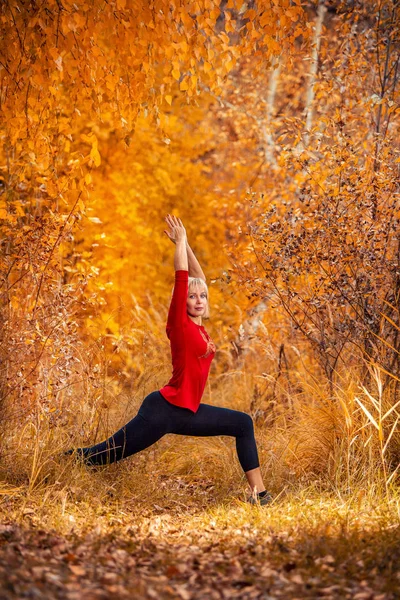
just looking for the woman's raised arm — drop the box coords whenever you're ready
[186,243,206,282]
[174,238,188,272]
[166,215,188,272]
[164,214,205,280]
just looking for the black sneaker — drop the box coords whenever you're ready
[247,490,272,506]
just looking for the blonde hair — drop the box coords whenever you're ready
[170,276,211,320]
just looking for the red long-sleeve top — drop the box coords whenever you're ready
[159,270,216,413]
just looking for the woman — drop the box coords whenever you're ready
[67,214,271,506]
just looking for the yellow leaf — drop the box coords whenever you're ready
[180,10,193,28]
[224,60,233,72]
[180,79,189,91]
[219,31,230,44]
[210,9,221,20]
[90,147,101,167]
[203,61,212,72]
[165,95,172,105]
[172,69,180,81]
[15,202,25,217]
[244,9,257,20]
[48,47,59,60]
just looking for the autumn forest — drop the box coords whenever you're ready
[0,0,399,598]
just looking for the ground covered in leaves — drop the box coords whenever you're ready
[0,481,399,600]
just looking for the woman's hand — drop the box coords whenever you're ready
[164,214,187,245]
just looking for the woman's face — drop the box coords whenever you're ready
[186,285,208,318]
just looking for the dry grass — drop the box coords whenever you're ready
[0,353,398,532]
[0,338,399,599]
[0,366,399,598]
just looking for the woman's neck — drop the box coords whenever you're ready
[188,314,202,326]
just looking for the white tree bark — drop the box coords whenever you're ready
[264,55,282,165]
[297,0,327,151]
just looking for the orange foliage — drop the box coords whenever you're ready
[0,1,308,417]
[196,2,400,391]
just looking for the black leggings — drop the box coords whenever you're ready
[74,391,260,473]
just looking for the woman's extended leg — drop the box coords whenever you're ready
[72,413,167,465]
[69,391,170,466]
[170,404,266,493]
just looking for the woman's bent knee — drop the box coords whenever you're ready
[239,412,255,436]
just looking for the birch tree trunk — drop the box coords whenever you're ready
[264,55,281,165]
[299,0,327,150]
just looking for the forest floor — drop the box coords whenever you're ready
[0,476,399,600]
